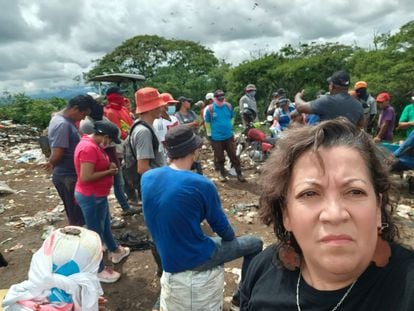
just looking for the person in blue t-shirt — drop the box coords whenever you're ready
[204,89,246,182]
[141,125,263,309]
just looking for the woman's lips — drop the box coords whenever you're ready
[320,234,353,245]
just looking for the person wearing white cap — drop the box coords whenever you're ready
[198,93,214,136]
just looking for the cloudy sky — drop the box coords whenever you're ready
[0,0,412,94]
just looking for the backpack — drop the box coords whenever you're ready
[124,120,159,168]
[37,125,52,158]
[207,102,232,120]
[39,134,51,158]
[123,120,159,188]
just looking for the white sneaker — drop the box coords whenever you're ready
[98,266,121,283]
[110,246,130,264]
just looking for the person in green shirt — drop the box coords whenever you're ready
[397,92,414,138]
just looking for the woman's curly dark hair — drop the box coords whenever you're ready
[259,118,397,252]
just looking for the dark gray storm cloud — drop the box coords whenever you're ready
[0,0,412,93]
[0,2,31,43]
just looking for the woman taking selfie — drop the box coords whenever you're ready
[241,118,414,310]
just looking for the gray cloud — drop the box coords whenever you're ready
[0,2,31,44]
[0,0,412,93]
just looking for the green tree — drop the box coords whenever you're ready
[225,42,355,116]
[0,94,66,129]
[84,35,220,101]
[350,20,414,116]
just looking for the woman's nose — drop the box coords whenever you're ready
[319,197,350,224]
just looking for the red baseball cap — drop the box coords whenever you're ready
[376,92,390,103]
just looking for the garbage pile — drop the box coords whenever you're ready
[0,120,45,163]
[0,120,40,147]
[230,203,259,224]
[4,204,64,229]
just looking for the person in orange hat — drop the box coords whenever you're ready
[354,81,377,133]
[123,87,167,310]
[374,92,395,143]
[124,87,167,182]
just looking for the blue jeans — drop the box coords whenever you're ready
[74,192,119,271]
[113,169,130,211]
[193,235,263,282]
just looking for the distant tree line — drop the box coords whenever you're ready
[0,93,66,129]
[1,20,413,129]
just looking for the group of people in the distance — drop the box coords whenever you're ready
[263,71,414,187]
[3,70,414,311]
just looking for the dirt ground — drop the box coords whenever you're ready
[0,145,277,311]
[1,143,413,311]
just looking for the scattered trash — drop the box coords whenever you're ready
[16,149,46,163]
[114,230,152,251]
[5,207,64,229]
[396,204,414,219]
[0,237,12,245]
[4,243,23,253]
[230,203,259,214]
[0,181,16,195]
[41,225,55,240]
[0,121,39,148]
[111,218,126,229]
[228,167,237,177]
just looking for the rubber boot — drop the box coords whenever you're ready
[218,165,228,182]
[236,167,246,182]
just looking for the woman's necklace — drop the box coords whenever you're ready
[296,271,356,311]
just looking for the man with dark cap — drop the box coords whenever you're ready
[174,95,203,174]
[295,70,364,127]
[141,125,263,310]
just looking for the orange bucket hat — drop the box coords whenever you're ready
[135,87,167,114]
[160,92,179,104]
[354,81,367,89]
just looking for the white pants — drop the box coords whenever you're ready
[160,266,224,311]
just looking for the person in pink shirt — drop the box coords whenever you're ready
[74,120,130,284]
